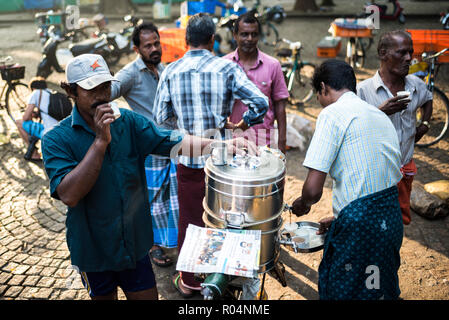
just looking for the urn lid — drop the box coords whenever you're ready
[205,147,285,185]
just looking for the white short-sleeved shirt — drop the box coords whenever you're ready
[303,91,402,217]
[27,89,59,135]
[357,71,433,166]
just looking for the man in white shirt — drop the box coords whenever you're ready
[15,77,58,161]
[357,30,433,225]
[292,59,404,300]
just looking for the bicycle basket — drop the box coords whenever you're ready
[0,64,25,81]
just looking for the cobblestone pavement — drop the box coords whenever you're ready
[1,14,449,300]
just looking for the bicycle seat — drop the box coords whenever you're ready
[69,38,104,56]
[276,48,292,58]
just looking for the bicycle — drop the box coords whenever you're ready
[329,18,374,69]
[0,56,30,123]
[275,38,316,106]
[410,48,449,147]
[251,0,286,47]
[214,0,286,53]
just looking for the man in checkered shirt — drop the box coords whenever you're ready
[153,13,268,297]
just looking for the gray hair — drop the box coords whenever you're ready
[377,30,412,57]
[186,13,216,47]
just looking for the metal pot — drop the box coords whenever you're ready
[203,148,286,273]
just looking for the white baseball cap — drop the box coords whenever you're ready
[66,54,118,90]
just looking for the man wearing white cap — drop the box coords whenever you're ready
[41,53,257,300]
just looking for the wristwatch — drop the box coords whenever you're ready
[421,121,431,129]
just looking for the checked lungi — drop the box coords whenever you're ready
[318,186,404,300]
[145,155,179,248]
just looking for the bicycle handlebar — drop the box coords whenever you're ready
[0,56,13,64]
[423,48,449,61]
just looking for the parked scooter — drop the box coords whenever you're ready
[34,10,90,46]
[364,0,405,24]
[36,25,121,79]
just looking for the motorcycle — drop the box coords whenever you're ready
[36,25,121,79]
[364,0,405,23]
[441,9,449,29]
[34,10,90,46]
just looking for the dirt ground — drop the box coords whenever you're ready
[0,16,448,300]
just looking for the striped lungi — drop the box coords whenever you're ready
[318,186,403,300]
[145,155,179,248]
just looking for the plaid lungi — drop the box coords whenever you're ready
[318,186,403,300]
[145,155,179,248]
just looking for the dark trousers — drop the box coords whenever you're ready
[177,164,205,289]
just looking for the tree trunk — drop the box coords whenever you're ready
[294,0,319,12]
[99,0,135,14]
[320,0,335,6]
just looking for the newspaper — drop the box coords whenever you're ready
[176,224,261,278]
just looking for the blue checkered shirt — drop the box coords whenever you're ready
[304,92,402,217]
[154,49,269,168]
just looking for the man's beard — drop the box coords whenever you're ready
[142,52,161,66]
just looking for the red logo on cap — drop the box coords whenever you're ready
[91,59,101,71]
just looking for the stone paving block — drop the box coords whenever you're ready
[53,278,69,290]
[49,258,63,268]
[0,250,17,262]
[36,276,55,288]
[8,275,26,286]
[37,257,54,266]
[4,286,23,298]
[3,262,19,272]
[0,285,8,296]
[6,239,23,251]
[22,276,40,287]
[11,253,28,264]
[12,264,30,275]
[40,266,57,277]
[59,289,78,300]
[0,271,13,284]
[0,236,15,247]
[1,216,15,226]
[22,255,40,266]
[25,265,44,276]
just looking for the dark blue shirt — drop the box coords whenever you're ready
[42,106,183,272]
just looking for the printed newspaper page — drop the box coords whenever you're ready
[176,224,261,278]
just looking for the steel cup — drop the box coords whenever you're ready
[211,141,228,166]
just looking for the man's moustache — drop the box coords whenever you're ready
[91,100,109,109]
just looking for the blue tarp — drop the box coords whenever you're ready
[23,0,59,10]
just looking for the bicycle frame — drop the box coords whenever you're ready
[286,51,300,92]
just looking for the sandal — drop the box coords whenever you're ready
[149,247,173,267]
[172,272,195,298]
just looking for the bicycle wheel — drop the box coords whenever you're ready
[262,23,279,47]
[5,81,30,122]
[291,62,316,104]
[416,86,449,147]
[359,37,373,52]
[347,38,365,69]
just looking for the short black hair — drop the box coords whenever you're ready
[186,13,216,47]
[233,12,261,34]
[312,59,356,94]
[60,81,78,97]
[132,21,159,48]
[377,30,412,57]
[29,77,47,90]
